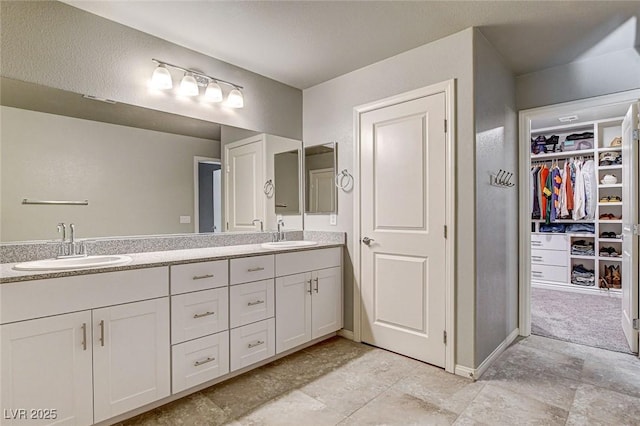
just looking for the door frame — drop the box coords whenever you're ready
[193,156,221,233]
[352,79,456,373]
[517,89,640,338]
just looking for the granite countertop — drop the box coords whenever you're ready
[0,242,343,284]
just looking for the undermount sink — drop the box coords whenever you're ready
[13,255,133,271]
[261,241,319,249]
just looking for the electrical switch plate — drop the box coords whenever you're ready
[329,214,337,225]
[180,216,191,224]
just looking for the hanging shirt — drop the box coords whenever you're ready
[565,161,574,214]
[559,163,569,218]
[531,166,541,219]
[544,169,553,224]
[573,160,586,220]
[582,159,596,220]
[551,166,562,222]
[540,165,550,220]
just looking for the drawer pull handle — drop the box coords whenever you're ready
[194,357,216,367]
[314,277,319,293]
[247,300,265,306]
[193,311,215,319]
[307,279,313,294]
[193,274,214,280]
[248,340,265,349]
[247,267,265,272]
[99,320,105,347]
[81,323,87,351]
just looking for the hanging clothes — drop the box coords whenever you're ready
[540,165,550,221]
[582,159,596,220]
[551,165,562,222]
[573,160,587,220]
[531,166,541,219]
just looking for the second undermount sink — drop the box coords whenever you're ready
[261,241,319,249]
[13,255,133,271]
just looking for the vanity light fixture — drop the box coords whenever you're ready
[151,59,244,107]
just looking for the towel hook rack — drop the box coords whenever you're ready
[490,169,515,188]
[335,169,354,191]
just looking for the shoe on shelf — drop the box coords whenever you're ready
[610,137,622,147]
[599,247,610,257]
[599,196,611,203]
[611,265,622,288]
[609,196,622,202]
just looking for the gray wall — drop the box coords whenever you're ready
[473,29,519,368]
[303,28,477,368]
[516,47,640,110]
[0,1,302,140]
[1,106,217,241]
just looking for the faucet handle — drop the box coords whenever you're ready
[57,223,67,242]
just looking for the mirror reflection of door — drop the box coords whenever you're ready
[274,150,300,215]
[196,159,222,233]
[309,168,335,212]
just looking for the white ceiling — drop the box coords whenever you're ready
[63,1,640,89]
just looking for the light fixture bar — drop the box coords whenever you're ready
[152,58,243,89]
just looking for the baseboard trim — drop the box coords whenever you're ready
[337,329,354,340]
[455,328,519,381]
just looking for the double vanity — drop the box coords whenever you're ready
[0,239,343,425]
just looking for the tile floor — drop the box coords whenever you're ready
[118,335,640,425]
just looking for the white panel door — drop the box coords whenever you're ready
[275,272,312,353]
[361,93,447,367]
[309,168,335,212]
[1,311,93,426]
[93,298,170,422]
[311,267,343,339]
[226,140,264,231]
[621,102,639,353]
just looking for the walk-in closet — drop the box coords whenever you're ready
[526,98,639,354]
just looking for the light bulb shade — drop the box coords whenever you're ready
[204,81,223,102]
[226,88,244,108]
[151,64,173,90]
[179,73,199,96]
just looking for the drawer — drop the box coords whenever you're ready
[531,234,567,251]
[171,287,229,344]
[230,255,274,285]
[230,318,275,372]
[171,260,228,295]
[172,331,229,394]
[230,279,275,329]
[531,249,568,267]
[531,264,567,283]
[275,247,341,277]
[0,267,168,324]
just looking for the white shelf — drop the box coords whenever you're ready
[571,255,595,260]
[599,238,622,243]
[599,257,622,262]
[598,146,622,153]
[531,150,595,161]
[599,184,622,188]
[569,233,595,238]
[598,165,622,170]
[599,219,622,223]
[598,202,622,206]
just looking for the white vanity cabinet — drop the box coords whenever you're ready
[0,268,170,426]
[170,261,230,394]
[275,248,342,353]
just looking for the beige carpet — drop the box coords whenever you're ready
[531,287,633,354]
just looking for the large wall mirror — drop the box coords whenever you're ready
[0,77,301,242]
[274,149,301,215]
[304,143,337,214]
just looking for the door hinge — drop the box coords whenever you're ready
[444,225,448,239]
[226,221,229,231]
[633,129,639,142]
[444,119,447,133]
[443,330,447,345]
[633,224,640,236]
[633,319,640,331]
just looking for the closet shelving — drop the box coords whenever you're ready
[530,115,624,296]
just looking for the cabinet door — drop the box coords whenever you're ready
[1,311,93,426]
[311,267,343,339]
[93,298,170,422]
[226,139,264,231]
[275,272,312,353]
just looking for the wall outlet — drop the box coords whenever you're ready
[329,214,337,225]
[180,215,191,224]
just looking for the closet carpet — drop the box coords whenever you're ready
[531,287,632,354]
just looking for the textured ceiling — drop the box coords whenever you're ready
[63,1,640,89]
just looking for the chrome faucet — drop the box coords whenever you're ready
[55,223,86,258]
[252,219,264,232]
[277,219,285,242]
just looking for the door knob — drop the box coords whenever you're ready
[362,237,374,245]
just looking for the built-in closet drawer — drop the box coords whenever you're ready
[230,255,274,285]
[171,260,228,295]
[171,287,229,344]
[230,279,275,329]
[171,331,229,394]
[230,318,275,372]
[531,234,567,251]
[275,247,341,277]
[531,264,567,283]
[531,249,568,267]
